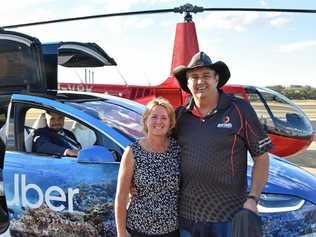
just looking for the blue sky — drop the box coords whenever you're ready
[1,0,316,87]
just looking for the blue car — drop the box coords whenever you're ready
[0,30,316,237]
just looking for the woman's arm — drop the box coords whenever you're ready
[115,146,135,237]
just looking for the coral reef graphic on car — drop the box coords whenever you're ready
[4,157,119,237]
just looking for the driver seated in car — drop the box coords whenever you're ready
[32,111,81,157]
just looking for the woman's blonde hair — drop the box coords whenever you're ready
[141,97,176,135]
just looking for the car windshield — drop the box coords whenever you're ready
[67,100,144,140]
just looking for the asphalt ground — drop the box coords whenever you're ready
[288,119,316,176]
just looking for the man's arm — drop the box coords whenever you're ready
[243,152,269,213]
[33,129,66,156]
[239,100,271,213]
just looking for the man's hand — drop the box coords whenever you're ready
[64,149,79,157]
[243,198,258,214]
[245,152,269,214]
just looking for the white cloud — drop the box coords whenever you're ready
[196,10,290,32]
[1,0,52,9]
[0,1,55,26]
[270,17,290,27]
[259,0,267,7]
[88,0,173,12]
[1,1,159,33]
[279,40,316,52]
[198,12,260,32]
[265,12,283,18]
[124,17,155,29]
[3,1,291,33]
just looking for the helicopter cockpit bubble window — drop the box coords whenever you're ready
[246,92,275,131]
[247,87,313,138]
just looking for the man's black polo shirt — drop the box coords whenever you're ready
[174,92,272,223]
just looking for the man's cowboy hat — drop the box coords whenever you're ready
[173,51,231,93]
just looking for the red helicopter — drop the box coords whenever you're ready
[58,5,314,157]
[4,4,315,157]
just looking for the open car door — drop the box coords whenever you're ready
[0,29,48,233]
[42,41,117,92]
[0,30,47,98]
[0,30,48,145]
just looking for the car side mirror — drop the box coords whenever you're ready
[77,145,117,163]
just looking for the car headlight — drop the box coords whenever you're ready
[258,194,305,213]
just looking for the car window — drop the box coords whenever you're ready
[68,100,144,140]
[24,108,97,153]
[69,121,96,149]
[25,108,46,130]
[24,108,46,152]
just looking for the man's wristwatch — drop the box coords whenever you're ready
[247,194,259,204]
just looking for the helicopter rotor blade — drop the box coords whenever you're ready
[203,7,316,14]
[1,8,175,29]
[1,4,316,29]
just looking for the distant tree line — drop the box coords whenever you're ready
[267,85,316,100]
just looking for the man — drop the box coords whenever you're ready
[32,111,81,157]
[173,52,271,237]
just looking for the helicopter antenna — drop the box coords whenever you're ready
[115,67,128,86]
[1,4,316,29]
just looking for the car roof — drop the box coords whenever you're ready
[58,91,145,114]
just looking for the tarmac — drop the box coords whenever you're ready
[288,139,316,176]
[288,120,316,176]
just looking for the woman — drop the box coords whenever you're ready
[115,97,181,237]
